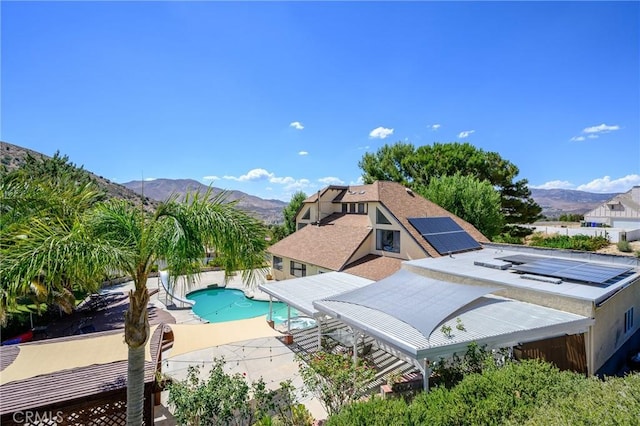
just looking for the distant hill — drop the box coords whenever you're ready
[0,141,286,224]
[2,140,619,223]
[122,179,287,224]
[0,141,156,208]
[530,188,619,218]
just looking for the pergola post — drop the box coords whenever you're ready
[422,358,431,391]
[268,296,273,322]
[287,305,291,334]
[316,317,322,351]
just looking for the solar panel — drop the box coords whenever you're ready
[512,259,632,285]
[408,217,481,255]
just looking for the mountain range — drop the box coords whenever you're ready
[1,141,620,222]
[122,179,287,224]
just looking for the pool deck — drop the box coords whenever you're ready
[100,270,329,422]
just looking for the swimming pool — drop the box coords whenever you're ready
[186,288,298,323]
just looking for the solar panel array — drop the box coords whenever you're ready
[505,257,632,285]
[408,217,481,255]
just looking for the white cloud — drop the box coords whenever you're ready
[350,176,365,185]
[570,136,586,142]
[298,151,308,156]
[531,180,575,190]
[587,134,599,139]
[223,168,273,182]
[144,177,157,181]
[583,123,620,134]
[369,126,394,139]
[430,124,441,131]
[318,176,345,185]
[220,168,313,193]
[290,121,304,130]
[203,175,219,181]
[576,174,640,193]
[458,130,475,138]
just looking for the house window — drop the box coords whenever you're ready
[376,208,391,224]
[272,256,283,271]
[376,229,400,253]
[302,209,311,220]
[357,203,366,214]
[625,307,634,334]
[290,261,306,277]
[342,203,348,213]
[349,203,357,213]
[297,223,307,230]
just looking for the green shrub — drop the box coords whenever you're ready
[325,396,409,426]
[409,360,585,426]
[492,233,524,244]
[521,373,640,425]
[617,240,632,252]
[528,233,610,251]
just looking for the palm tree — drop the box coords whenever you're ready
[87,190,268,424]
[2,182,268,424]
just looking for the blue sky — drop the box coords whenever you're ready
[2,1,639,201]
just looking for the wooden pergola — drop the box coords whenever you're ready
[0,326,167,426]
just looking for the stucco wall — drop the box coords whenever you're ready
[591,278,640,373]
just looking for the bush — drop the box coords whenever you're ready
[165,357,303,425]
[325,396,409,426]
[617,240,632,252]
[528,233,610,251]
[522,373,640,425]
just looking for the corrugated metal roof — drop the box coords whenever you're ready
[258,272,373,316]
[404,246,640,304]
[323,269,498,338]
[314,295,593,361]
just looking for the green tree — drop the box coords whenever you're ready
[359,142,542,235]
[297,352,376,417]
[0,155,107,323]
[282,191,307,236]
[2,173,268,425]
[419,174,504,238]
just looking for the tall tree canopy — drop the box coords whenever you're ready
[420,174,504,238]
[359,142,542,235]
[283,191,308,236]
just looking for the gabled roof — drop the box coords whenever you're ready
[586,186,640,217]
[268,213,372,270]
[307,181,488,258]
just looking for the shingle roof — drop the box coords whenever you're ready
[268,213,372,270]
[342,254,403,281]
[274,181,489,275]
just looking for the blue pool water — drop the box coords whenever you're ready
[187,288,298,323]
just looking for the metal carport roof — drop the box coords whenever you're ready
[314,293,594,361]
[323,269,499,339]
[258,272,373,317]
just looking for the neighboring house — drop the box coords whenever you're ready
[268,181,488,281]
[583,186,640,241]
